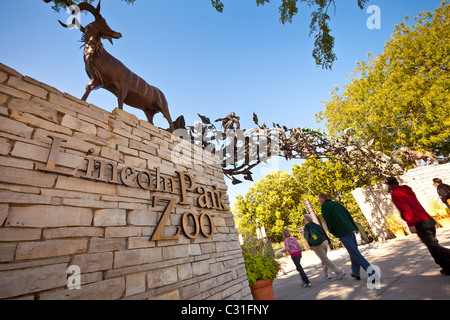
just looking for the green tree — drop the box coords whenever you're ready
[291,158,370,225]
[317,1,450,157]
[232,158,375,243]
[232,170,303,242]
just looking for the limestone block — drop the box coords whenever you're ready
[0,116,34,139]
[62,198,117,209]
[15,239,88,260]
[8,98,58,123]
[63,93,90,106]
[112,108,139,126]
[125,273,146,297]
[100,146,121,162]
[177,263,193,281]
[147,266,178,288]
[162,245,189,260]
[30,96,76,117]
[23,76,60,95]
[70,252,114,273]
[88,237,126,253]
[149,289,180,300]
[0,83,31,100]
[0,228,42,242]
[39,278,125,300]
[0,204,8,225]
[11,141,49,162]
[7,76,48,99]
[127,237,156,249]
[0,243,16,262]
[0,71,7,83]
[94,209,126,227]
[43,227,104,239]
[61,114,97,135]
[138,119,160,134]
[48,93,86,114]
[117,144,138,157]
[0,263,67,299]
[179,283,201,300]
[55,176,116,196]
[11,110,73,136]
[0,190,53,205]
[188,244,201,256]
[127,210,157,226]
[33,129,91,154]
[200,243,216,254]
[77,112,109,127]
[151,136,169,149]
[0,63,23,77]
[105,227,142,238]
[97,127,129,148]
[192,260,210,277]
[129,139,157,155]
[114,248,162,268]
[132,127,150,140]
[6,205,92,228]
[123,155,146,169]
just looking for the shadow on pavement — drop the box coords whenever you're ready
[273,228,450,300]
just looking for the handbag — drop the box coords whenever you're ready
[307,224,326,246]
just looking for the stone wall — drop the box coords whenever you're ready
[0,63,252,300]
[352,163,450,240]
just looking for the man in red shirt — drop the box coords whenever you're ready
[385,177,450,275]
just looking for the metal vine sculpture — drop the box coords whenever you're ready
[182,113,406,184]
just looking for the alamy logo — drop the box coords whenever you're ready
[367,265,381,289]
[65,5,82,30]
[366,5,381,30]
[66,265,81,290]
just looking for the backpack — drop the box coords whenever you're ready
[307,224,326,246]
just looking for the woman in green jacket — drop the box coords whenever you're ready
[304,214,346,280]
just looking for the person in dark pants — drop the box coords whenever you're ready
[319,193,375,280]
[282,228,311,287]
[385,177,450,275]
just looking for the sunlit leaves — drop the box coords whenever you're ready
[318,2,450,156]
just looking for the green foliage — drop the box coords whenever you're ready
[232,158,375,243]
[232,171,303,242]
[427,198,450,218]
[244,254,279,286]
[317,1,450,156]
[241,233,280,285]
[383,211,404,231]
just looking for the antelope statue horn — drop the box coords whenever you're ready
[58,18,86,33]
[77,1,101,18]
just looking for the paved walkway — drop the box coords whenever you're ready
[273,228,450,300]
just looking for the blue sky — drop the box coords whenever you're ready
[0,0,442,204]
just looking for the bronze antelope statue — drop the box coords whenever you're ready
[56,1,175,131]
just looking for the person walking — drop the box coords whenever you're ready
[303,214,346,280]
[281,228,311,287]
[319,193,374,280]
[386,177,450,275]
[433,178,450,209]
